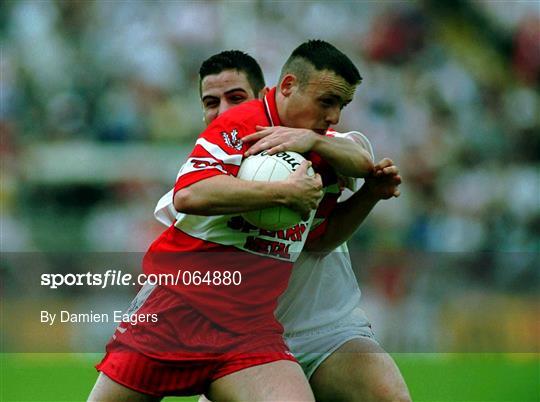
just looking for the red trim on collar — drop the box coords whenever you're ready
[263,87,282,127]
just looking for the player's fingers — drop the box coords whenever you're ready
[242,131,267,143]
[307,189,323,208]
[382,166,399,175]
[266,144,286,155]
[244,145,260,157]
[313,173,322,188]
[295,160,312,175]
[374,158,394,170]
[244,139,274,156]
[246,128,283,144]
[310,192,323,208]
[387,175,402,185]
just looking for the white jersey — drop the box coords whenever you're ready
[277,242,362,334]
[278,131,374,334]
[154,130,375,333]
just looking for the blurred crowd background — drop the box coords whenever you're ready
[1,0,539,353]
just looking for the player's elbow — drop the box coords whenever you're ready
[351,149,375,177]
[173,189,192,213]
[337,148,374,178]
[173,188,208,215]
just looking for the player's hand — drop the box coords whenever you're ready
[364,158,402,200]
[284,161,323,220]
[243,126,318,157]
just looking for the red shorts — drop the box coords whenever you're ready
[96,285,296,396]
[97,347,295,397]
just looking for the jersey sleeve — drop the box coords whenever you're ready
[153,162,186,226]
[174,119,249,194]
[154,189,177,226]
[335,130,375,160]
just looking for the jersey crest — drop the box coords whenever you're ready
[222,129,243,151]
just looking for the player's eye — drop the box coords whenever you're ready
[228,93,248,104]
[320,98,335,107]
[204,100,219,109]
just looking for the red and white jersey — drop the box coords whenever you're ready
[145,88,337,334]
[164,88,333,262]
[154,130,373,228]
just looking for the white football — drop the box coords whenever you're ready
[237,151,313,230]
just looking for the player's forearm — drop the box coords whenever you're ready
[305,184,379,253]
[174,175,289,215]
[312,135,374,178]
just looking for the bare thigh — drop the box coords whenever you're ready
[309,338,411,402]
[87,372,162,402]
[207,360,314,402]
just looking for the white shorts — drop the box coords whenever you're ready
[283,308,377,378]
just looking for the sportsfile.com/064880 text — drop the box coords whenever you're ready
[40,269,242,289]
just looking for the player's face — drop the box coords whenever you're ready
[280,70,356,134]
[200,69,257,125]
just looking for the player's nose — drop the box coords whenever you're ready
[325,108,340,125]
[218,102,232,117]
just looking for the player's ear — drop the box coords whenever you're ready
[257,86,270,99]
[279,74,297,97]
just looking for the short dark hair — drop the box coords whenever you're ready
[199,50,266,95]
[280,40,362,86]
